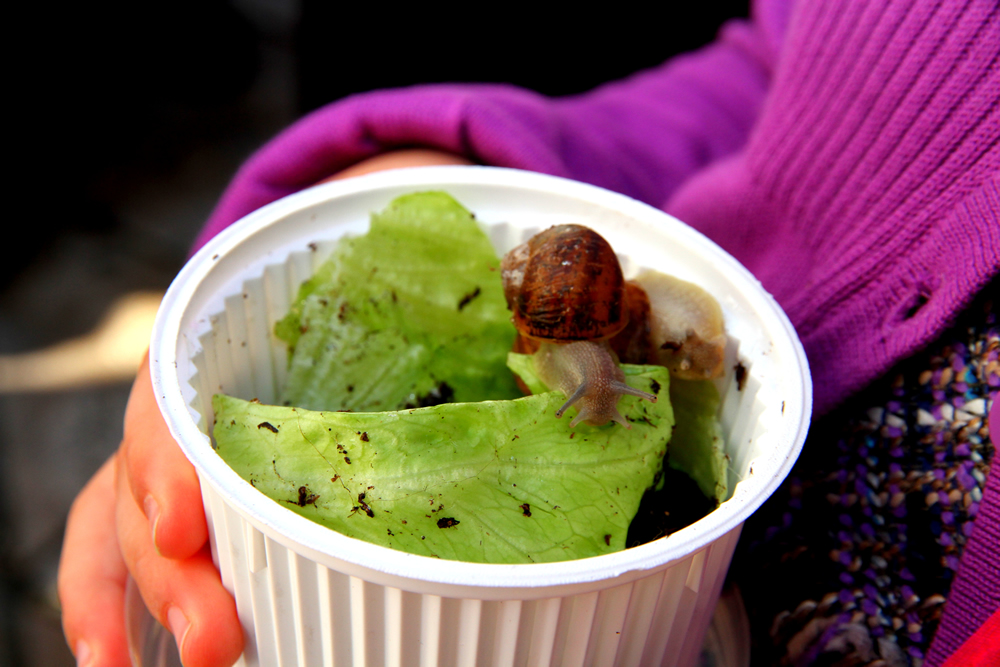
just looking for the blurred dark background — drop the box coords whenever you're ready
[1,1,748,664]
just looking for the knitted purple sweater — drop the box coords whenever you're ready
[195,0,999,662]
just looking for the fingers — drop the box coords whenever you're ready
[319,148,473,183]
[120,355,207,560]
[59,455,131,667]
[118,354,242,664]
[116,455,244,667]
[70,358,241,667]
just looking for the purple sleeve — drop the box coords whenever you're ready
[667,0,1000,416]
[193,13,779,250]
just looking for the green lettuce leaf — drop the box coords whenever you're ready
[275,191,520,412]
[667,379,728,503]
[212,361,672,564]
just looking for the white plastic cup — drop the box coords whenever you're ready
[150,167,811,667]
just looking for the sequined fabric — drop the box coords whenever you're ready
[735,284,997,666]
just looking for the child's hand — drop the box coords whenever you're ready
[60,359,243,667]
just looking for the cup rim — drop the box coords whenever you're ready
[150,166,812,591]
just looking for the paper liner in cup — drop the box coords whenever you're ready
[150,167,811,667]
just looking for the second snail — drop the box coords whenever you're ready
[501,223,727,428]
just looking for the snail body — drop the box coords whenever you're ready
[633,270,726,380]
[502,224,657,428]
[533,339,654,428]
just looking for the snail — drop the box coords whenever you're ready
[501,224,657,428]
[501,224,728,427]
[631,269,726,381]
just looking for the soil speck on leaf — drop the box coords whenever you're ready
[292,486,319,507]
[457,287,481,311]
[734,362,747,391]
[357,493,374,517]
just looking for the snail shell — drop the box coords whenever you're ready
[501,224,628,342]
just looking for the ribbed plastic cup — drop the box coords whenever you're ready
[150,166,811,667]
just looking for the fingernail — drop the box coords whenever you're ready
[143,494,161,552]
[167,606,190,654]
[75,639,91,667]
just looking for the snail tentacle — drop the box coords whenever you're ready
[554,383,589,419]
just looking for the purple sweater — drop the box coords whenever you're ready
[195,0,999,662]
